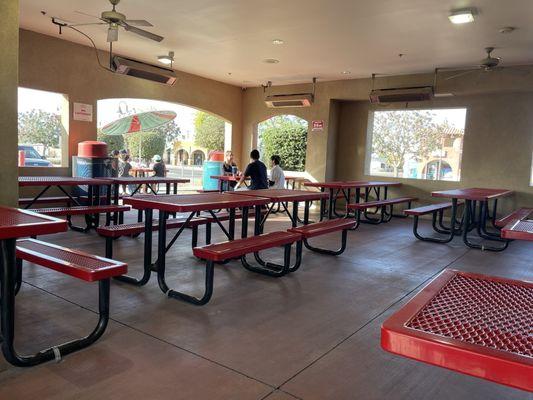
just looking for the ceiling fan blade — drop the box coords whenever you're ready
[123,23,164,42]
[69,22,107,27]
[75,10,104,20]
[444,69,479,81]
[124,19,153,27]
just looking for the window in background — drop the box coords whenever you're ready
[257,115,308,173]
[365,108,467,181]
[18,87,69,167]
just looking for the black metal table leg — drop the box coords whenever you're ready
[319,187,326,221]
[462,200,509,251]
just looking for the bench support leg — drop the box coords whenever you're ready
[156,214,214,305]
[113,209,153,286]
[303,229,348,256]
[243,242,302,277]
[462,200,510,252]
[1,245,111,367]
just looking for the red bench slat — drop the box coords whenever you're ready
[347,197,416,210]
[16,239,127,282]
[193,231,302,261]
[19,196,71,205]
[96,216,208,238]
[33,205,130,216]
[288,219,356,238]
[495,207,533,228]
[404,201,462,216]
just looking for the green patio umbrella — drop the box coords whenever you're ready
[101,110,177,161]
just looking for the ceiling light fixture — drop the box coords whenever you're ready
[341,71,351,75]
[448,8,477,24]
[158,51,175,67]
[272,39,284,45]
[263,58,280,64]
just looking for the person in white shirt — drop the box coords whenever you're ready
[269,155,286,189]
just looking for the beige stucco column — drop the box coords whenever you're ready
[0,0,19,206]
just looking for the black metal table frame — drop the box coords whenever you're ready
[421,197,510,251]
[319,186,390,220]
[115,198,304,304]
[22,183,112,232]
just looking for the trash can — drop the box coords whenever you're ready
[202,161,223,191]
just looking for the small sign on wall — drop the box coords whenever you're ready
[311,120,324,131]
[73,103,93,122]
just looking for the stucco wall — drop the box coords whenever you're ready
[0,1,19,206]
[242,71,533,213]
[18,29,243,169]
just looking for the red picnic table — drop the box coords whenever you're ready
[0,206,68,365]
[304,180,401,219]
[381,269,533,392]
[501,211,533,241]
[122,193,271,303]
[230,189,329,229]
[210,175,249,192]
[18,176,113,208]
[432,188,514,251]
[130,167,169,177]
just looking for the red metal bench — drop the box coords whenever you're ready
[18,196,72,206]
[381,269,532,392]
[12,238,127,366]
[34,204,131,232]
[495,207,533,228]
[347,197,416,224]
[167,231,303,305]
[97,216,210,259]
[404,201,464,243]
[288,219,356,255]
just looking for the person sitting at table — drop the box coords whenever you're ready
[235,149,268,190]
[110,149,120,177]
[268,155,285,189]
[152,155,166,177]
[223,150,239,190]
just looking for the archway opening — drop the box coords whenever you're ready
[257,115,308,173]
[97,98,231,189]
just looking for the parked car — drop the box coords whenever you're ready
[18,145,53,167]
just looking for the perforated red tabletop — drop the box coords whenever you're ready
[211,175,240,182]
[381,269,533,392]
[18,176,112,187]
[123,193,271,213]
[0,206,67,240]
[501,219,533,241]
[105,177,190,185]
[304,180,401,189]
[432,188,513,201]
[230,189,328,202]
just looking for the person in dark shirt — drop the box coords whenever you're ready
[152,155,166,177]
[236,149,268,190]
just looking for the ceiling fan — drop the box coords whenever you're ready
[55,0,163,43]
[436,47,528,81]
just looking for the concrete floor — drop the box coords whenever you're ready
[0,211,531,400]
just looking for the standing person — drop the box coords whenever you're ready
[235,149,268,190]
[269,155,286,189]
[119,155,135,194]
[110,150,120,177]
[152,155,166,177]
[222,150,239,190]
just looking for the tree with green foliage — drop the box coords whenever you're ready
[372,110,443,177]
[259,116,308,172]
[97,132,124,153]
[18,110,64,156]
[153,120,183,148]
[194,112,225,151]
[124,131,166,162]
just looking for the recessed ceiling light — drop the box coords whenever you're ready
[158,51,175,66]
[341,71,351,75]
[272,39,284,45]
[263,58,280,64]
[448,8,476,24]
[499,26,516,34]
